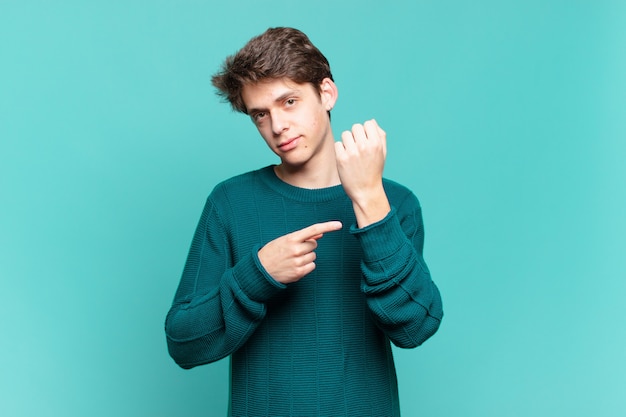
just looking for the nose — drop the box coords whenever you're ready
[271,111,289,136]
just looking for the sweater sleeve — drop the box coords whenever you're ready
[164,196,285,369]
[351,192,443,348]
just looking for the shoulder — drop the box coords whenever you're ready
[210,166,272,197]
[199,167,273,226]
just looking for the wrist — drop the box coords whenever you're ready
[351,186,391,228]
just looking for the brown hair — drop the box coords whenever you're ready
[211,27,333,114]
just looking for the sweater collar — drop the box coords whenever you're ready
[257,165,347,203]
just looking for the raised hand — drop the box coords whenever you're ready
[258,221,343,284]
[335,119,391,228]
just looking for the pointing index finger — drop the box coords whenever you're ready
[296,221,343,241]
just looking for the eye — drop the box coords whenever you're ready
[285,98,296,107]
[252,112,267,123]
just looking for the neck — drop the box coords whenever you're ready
[274,140,340,189]
[274,164,340,189]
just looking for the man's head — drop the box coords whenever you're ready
[211,27,333,114]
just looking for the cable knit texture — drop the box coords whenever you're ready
[165,166,443,417]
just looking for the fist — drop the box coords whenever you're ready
[334,119,387,203]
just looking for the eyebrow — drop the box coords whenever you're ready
[247,89,300,115]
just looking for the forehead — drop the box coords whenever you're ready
[241,78,318,110]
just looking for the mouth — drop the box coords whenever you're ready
[277,136,301,151]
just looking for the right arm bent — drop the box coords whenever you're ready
[164,198,284,369]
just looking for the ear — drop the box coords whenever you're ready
[319,78,338,111]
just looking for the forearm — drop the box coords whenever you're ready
[165,285,260,368]
[353,208,443,348]
[165,250,284,368]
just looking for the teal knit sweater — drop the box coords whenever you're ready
[165,166,443,416]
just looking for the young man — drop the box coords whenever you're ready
[165,27,443,416]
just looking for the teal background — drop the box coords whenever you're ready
[1,0,625,416]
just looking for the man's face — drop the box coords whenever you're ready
[241,78,337,170]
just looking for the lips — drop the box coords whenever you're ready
[277,136,301,151]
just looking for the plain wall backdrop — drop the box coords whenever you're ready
[1,0,625,416]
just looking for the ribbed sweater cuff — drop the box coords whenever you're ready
[350,208,406,262]
[232,247,286,302]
